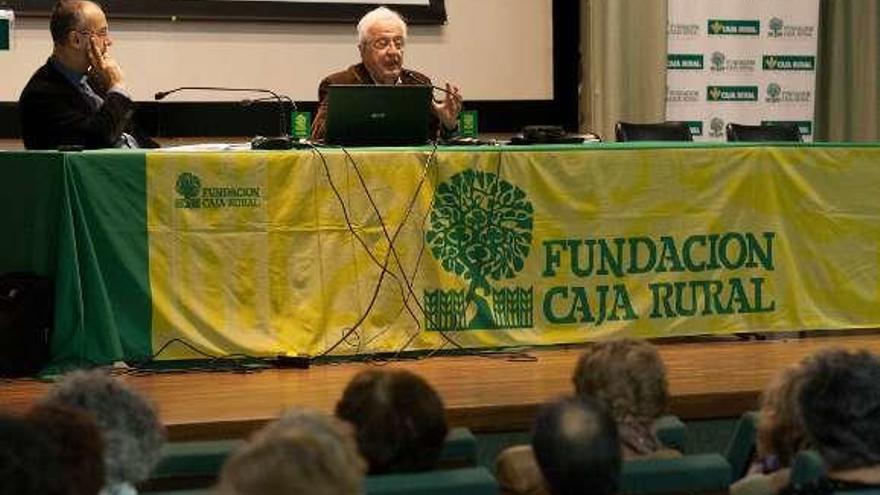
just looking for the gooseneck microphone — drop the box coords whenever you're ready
[401,70,461,100]
[154,86,299,148]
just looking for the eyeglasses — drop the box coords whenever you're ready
[76,28,110,38]
[368,37,405,51]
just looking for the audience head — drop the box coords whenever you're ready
[357,7,407,84]
[0,414,66,495]
[40,369,165,489]
[573,339,668,428]
[755,362,809,467]
[798,348,880,472]
[532,396,622,495]
[219,409,365,495]
[27,404,105,495]
[336,368,448,474]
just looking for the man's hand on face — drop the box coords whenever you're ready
[432,83,463,130]
[87,36,125,91]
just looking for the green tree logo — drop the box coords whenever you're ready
[709,117,725,138]
[425,170,534,329]
[176,172,202,199]
[766,83,782,102]
[711,51,726,71]
[769,17,784,37]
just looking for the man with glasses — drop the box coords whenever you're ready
[310,6,463,142]
[18,0,156,149]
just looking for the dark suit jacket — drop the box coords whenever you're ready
[18,60,158,150]
[310,62,445,141]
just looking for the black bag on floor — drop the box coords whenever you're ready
[0,272,53,377]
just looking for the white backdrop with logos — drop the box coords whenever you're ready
[666,0,819,141]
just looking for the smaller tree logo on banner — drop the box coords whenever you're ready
[709,20,725,35]
[709,117,726,138]
[769,17,784,37]
[766,83,782,103]
[711,52,726,71]
[176,172,202,199]
[424,169,534,331]
[175,172,202,209]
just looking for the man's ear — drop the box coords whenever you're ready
[66,30,82,49]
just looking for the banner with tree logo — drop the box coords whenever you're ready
[143,145,880,360]
[666,0,819,141]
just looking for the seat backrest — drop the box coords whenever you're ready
[620,453,732,495]
[790,450,825,487]
[364,466,498,495]
[725,123,802,142]
[147,427,478,488]
[724,411,759,480]
[653,415,686,452]
[616,121,694,142]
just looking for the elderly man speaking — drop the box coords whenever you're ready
[310,6,462,142]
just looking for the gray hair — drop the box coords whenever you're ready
[219,409,365,495]
[357,6,407,46]
[40,370,165,486]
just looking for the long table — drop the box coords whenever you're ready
[3,143,879,367]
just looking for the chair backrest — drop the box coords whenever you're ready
[365,466,498,495]
[620,453,732,495]
[723,411,759,480]
[725,123,802,142]
[653,415,687,452]
[145,427,478,490]
[615,121,694,142]
[790,450,825,487]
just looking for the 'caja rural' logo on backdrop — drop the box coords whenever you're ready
[765,82,812,104]
[710,51,756,73]
[424,170,534,331]
[708,19,760,36]
[174,172,263,209]
[763,55,815,71]
[668,54,704,70]
[768,17,815,38]
[707,86,759,102]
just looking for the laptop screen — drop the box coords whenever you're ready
[324,84,433,146]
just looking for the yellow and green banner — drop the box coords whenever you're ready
[140,144,880,360]
[4,144,879,366]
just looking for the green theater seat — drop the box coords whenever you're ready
[620,453,732,495]
[790,450,825,487]
[365,466,498,495]
[653,415,687,452]
[146,427,478,488]
[724,411,759,479]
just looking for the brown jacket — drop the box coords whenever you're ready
[310,62,443,141]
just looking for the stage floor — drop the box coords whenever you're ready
[2,333,879,441]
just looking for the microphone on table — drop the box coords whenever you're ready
[154,86,300,149]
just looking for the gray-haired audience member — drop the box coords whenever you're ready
[532,396,622,495]
[40,370,165,495]
[218,409,365,495]
[787,348,880,494]
[0,414,66,495]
